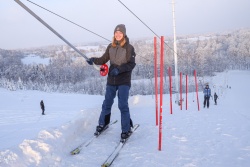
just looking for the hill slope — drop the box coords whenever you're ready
[0,70,250,167]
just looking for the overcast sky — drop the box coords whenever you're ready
[1,0,250,50]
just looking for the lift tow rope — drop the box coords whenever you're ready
[14,0,101,71]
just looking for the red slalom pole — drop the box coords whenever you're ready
[169,67,173,114]
[186,75,188,110]
[180,72,182,110]
[194,70,200,111]
[158,36,164,151]
[154,37,158,125]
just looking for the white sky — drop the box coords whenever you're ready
[1,0,250,49]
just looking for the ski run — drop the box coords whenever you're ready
[70,120,118,155]
[101,124,140,167]
[71,121,140,166]
[1,70,250,166]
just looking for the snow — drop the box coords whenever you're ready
[0,70,250,167]
[21,54,50,65]
[76,46,100,50]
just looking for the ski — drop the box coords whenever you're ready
[70,120,118,155]
[101,124,140,167]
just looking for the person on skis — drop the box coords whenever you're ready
[214,92,218,105]
[203,84,211,108]
[40,100,45,115]
[87,24,136,140]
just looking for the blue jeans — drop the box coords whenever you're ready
[98,85,131,132]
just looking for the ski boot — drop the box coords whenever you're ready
[94,125,108,136]
[120,130,132,143]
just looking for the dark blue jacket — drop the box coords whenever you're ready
[203,87,211,97]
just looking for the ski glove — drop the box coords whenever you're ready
[110,68,119,76]
[86,58,95,65]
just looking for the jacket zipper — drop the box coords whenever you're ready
[113,47,119,85]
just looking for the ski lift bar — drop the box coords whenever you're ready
[14,0,101,71]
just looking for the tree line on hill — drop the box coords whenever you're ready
[0,28,249,95]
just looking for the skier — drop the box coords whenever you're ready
[87,24,136,140]
[40,100,45,115]
[203,84,211,108]
[214,92,218,105]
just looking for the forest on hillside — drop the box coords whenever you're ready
[0,28,249,95]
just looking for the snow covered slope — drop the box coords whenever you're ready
[0,70,250,167]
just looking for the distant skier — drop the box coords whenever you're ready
[40,100,45,115]
[203,84,211,108]
[214,92,218,105]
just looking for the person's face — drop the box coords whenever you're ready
[114,31,124,41]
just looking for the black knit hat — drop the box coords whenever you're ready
[114,24,126,36]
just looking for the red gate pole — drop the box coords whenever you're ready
[158,36,164,151]
[180,72,182,110]
[154,37,158,125]
[169,67,173,114]
[194,70,200,111]
[186,75,188,110]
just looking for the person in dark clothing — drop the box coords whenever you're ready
[214,92,218,105]
[87,24,136,140]
[40,100,45,115]
[203,84,211,108]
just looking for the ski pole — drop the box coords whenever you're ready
[14,0,102,72]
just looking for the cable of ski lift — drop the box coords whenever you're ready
[26,0,152,64]
[117,0,180,58]
[15,0,108,76]
[26,0,111,43]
